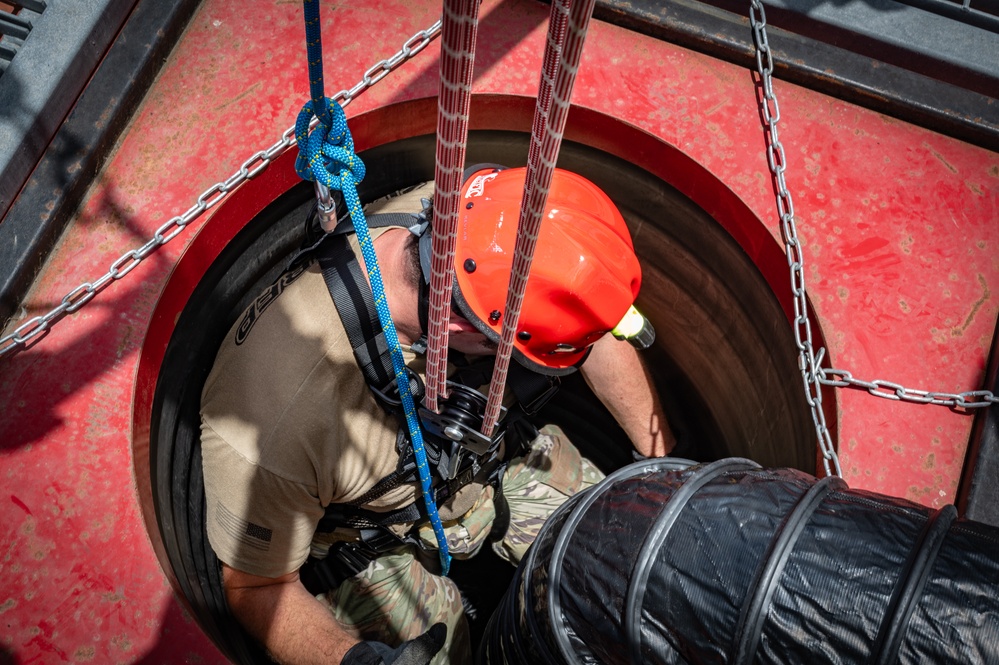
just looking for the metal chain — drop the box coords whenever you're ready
[749,0,841,477]
[819,361,998,410]
[0,19,442,359]
[749,1,996,476]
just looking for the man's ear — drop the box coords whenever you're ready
[447,316,478,334]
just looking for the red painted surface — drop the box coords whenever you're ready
[0,0,996,661]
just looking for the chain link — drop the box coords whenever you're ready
[819,367,998,410]
[750,0,841,477]
[749,0,996,476]
[0,20,442,358]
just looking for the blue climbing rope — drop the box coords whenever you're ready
[295,0,452,575]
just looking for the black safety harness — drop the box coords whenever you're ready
[294,199,560,594]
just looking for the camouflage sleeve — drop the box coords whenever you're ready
[494,424,604,565]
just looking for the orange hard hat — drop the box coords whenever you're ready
[449,166,642,374]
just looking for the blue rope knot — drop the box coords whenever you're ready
[294,96,366,191]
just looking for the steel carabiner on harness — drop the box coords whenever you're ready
[314,181,339,232]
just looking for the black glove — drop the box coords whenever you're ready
[341,623,447,665]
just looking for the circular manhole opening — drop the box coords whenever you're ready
[149,131,820,661]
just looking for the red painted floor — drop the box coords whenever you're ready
[1,0,996,661]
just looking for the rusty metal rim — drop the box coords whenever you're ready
[958,327,999,527]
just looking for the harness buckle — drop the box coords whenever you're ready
[369,366,426,409]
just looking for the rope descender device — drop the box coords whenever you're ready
[295,0,452,574]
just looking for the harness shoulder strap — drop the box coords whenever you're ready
[316,232,394,390]
[307,210,423,391]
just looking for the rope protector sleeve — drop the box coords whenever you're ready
[296,0,451,574]
[425,0,483,412]
[480,0,597,436]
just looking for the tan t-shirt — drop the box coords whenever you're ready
[200,183,487,578]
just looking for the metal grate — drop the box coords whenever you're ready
[0,1,47,77]
[897,0,999,32]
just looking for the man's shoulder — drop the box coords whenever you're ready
[231,260,314,346]
[220,261,345,363]
[200,262,354,437]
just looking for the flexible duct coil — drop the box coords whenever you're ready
[478,457,999,664]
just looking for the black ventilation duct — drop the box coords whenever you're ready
[480,457,999,664]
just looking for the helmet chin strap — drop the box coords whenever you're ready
[413,276,430,355]
[410,198,433,355]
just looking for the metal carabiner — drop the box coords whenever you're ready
[314,181,338,232]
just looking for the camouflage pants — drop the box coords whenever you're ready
[316,425,604,664]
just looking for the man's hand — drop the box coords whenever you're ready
[341,624,446,665]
